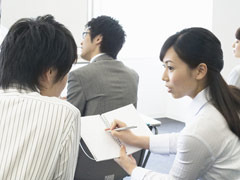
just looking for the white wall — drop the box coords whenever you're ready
[212,0,240,79]
[1,0,239,122]
[123,59,192,121]
[1,0,88,47]
[89,0,211,122]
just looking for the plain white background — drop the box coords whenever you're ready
[1,0,240,121]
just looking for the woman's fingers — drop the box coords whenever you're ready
[114,145,137,175]
[110,119,127,130]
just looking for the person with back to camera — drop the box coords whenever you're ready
[228,27,240,88]
[67,15,139,180]
[0,15,81,180]
[110,27,240,179]
[67,15,139,115]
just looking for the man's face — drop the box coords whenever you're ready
[80,30,99,61]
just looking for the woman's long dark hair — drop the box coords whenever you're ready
[235,27,240,40]
[160,27,240,138]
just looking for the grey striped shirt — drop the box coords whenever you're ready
[0,88,81,180]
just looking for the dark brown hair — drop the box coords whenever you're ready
[0,15,77,91]
[160,27,240,138]
[235,27,240,40]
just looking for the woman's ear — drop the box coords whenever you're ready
[195,63,208,80]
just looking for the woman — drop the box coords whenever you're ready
[228,27,240,87]
[110,27,240,179]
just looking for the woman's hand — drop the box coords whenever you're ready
[110,119,138,146]
[114,145,137,175]
[110,119,150,149]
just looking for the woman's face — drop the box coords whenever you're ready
[232,39,240,58]
[162,47,200,99]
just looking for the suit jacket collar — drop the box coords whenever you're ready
[93,54,115,62]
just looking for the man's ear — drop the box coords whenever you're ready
[39,68,54,85]
[95,34,103,45]
[195,63,208,80]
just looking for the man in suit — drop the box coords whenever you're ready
[67,15,139,116]
[67,16,140,180]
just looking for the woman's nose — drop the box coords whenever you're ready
[233,42,235,48]
[162,69,169,82]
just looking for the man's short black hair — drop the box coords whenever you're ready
[0,14,77,91]
[86,15,125,59]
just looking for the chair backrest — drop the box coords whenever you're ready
[74,139,145,180]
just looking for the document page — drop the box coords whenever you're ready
[81,104,153,161]
[81,115,121,161]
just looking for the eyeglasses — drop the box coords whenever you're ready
[82,32,90,39]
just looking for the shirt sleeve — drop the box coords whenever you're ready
[67,71,86,114]
[150,133,179,154]
[169,135,212,179]
[131,134,212,180]
[131,167,175,180]
[53,109,81,180]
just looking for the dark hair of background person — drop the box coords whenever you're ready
[86,15,126,59]
[160,27,240,138]
[0,14,77,91]
[235,27,240,40]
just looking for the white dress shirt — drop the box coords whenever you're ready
[228,64,240,88]
[131,89,240,180]
[0,88,81,180]
[90,53,106,63]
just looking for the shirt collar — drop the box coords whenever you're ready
[188,88,211,117]
[0,85,40,94]
[90,53,106,63]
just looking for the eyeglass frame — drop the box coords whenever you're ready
[82,31,90,39]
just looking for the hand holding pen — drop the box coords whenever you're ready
[106,125,137,132]
[108,119,138,146]
[108,120,150,175]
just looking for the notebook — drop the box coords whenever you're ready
[81,104,153,162]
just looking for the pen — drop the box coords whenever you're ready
[106,125,137,132]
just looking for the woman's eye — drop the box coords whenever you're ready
[168,66,174,70]
[163,64,174,71]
